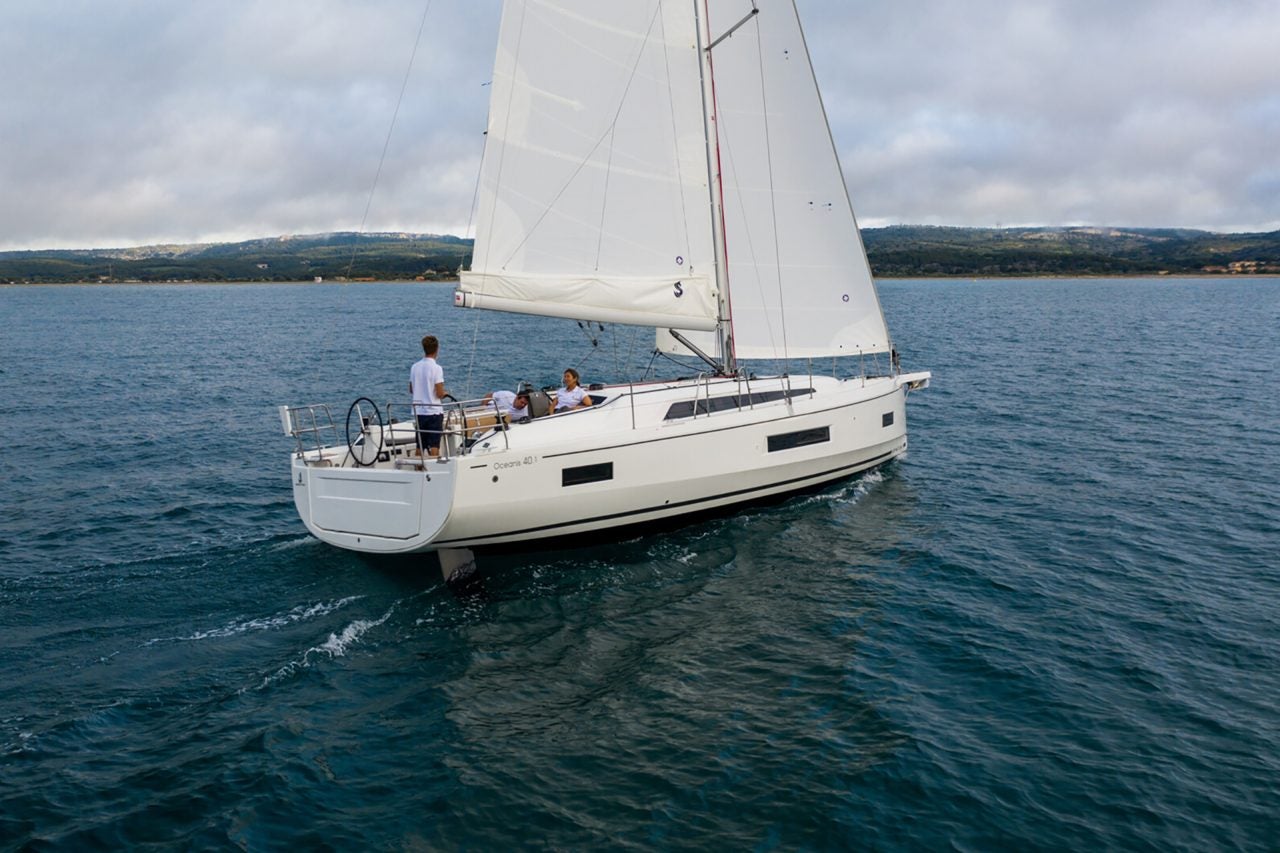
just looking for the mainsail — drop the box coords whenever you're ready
[457,0,719,331]
[457,0,892,359]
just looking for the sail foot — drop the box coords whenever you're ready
[455,272,719,331]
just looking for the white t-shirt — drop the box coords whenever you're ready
[410,357,444,415]
[554,384,588,411]
[491,390,528,419]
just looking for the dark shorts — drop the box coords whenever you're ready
[416,414,444,451]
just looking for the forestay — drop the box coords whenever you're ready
[458,0,720,332]
[659,0,892,360]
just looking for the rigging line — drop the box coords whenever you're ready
[464,309,482,401]
[713,80,780,359]
[642,347,661,380]
[575,320,602,348]
[612,324,620,377]
[625,325,641,378]
[463,96,493,398]
[345,0,435,280]
[511,2,665,271]
[754,12,789,364]
[592,139,616,272]
[573,331,603,375]
[657,1,693,265]
[594,1,665,271]
[481,0,528,273]
[461,98,492,270]
[653,349,703,373]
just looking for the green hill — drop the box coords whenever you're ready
[2,227,1278,284]
[861,226,1280,277]
[0,233,472,284]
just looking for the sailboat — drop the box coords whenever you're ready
[280,0,929,578]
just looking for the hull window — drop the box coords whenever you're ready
[767,426,831,453]
[664,388,813,421]
[882,411,895,427]
[563,462,614,487]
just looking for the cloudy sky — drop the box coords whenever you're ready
[2,0,1277,251]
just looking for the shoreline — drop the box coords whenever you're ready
[5,273,1280,288]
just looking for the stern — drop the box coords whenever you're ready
[291,458,456,553]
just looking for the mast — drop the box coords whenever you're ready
[693,0,736,374]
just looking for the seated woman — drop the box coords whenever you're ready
[551,368,594,413]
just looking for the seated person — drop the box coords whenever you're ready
[482,388,531,421]
[551,368,594,413]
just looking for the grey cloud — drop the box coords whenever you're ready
[805,0,1280,231]
[1,0,1276,250]
[0,0,497,249]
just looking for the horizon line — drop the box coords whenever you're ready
[5,222,1280,255]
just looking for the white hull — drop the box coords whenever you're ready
[287,373,928,555]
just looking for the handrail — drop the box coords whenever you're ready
[279,404,340,462]
[283,396,515,469]
[388,397,512,461]
[693,372,710,418]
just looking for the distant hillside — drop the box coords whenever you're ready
[862,226,1280,277]
[0,233,472,284]
[2,227,1278,283]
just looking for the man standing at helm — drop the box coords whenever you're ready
[410,335,449,457]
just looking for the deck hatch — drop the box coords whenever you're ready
[562,462,614,487]
[767,426,831,453]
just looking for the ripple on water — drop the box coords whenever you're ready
[1,279,1279,849]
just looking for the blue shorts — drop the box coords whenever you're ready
[416,414,443,451]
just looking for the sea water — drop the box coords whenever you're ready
[1,278,1277,849]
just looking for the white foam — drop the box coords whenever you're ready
[147,596,363,645]
[837,469,885,504]
[251,603,396,691]
[1,730,36,756]
[269,537,318,552]
[314,613,390,658]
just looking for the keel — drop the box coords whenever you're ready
[438,548,478,585]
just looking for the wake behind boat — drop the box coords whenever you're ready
[280,0,929,577]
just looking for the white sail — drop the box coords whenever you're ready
[662,0,892,360]
[458,0,720,331]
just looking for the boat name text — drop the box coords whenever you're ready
[494,456,539,470]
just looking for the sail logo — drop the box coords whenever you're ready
[674,281,684,298]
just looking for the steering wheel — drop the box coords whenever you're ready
[345,397,384,466]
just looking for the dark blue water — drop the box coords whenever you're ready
[2,278,1278,850]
